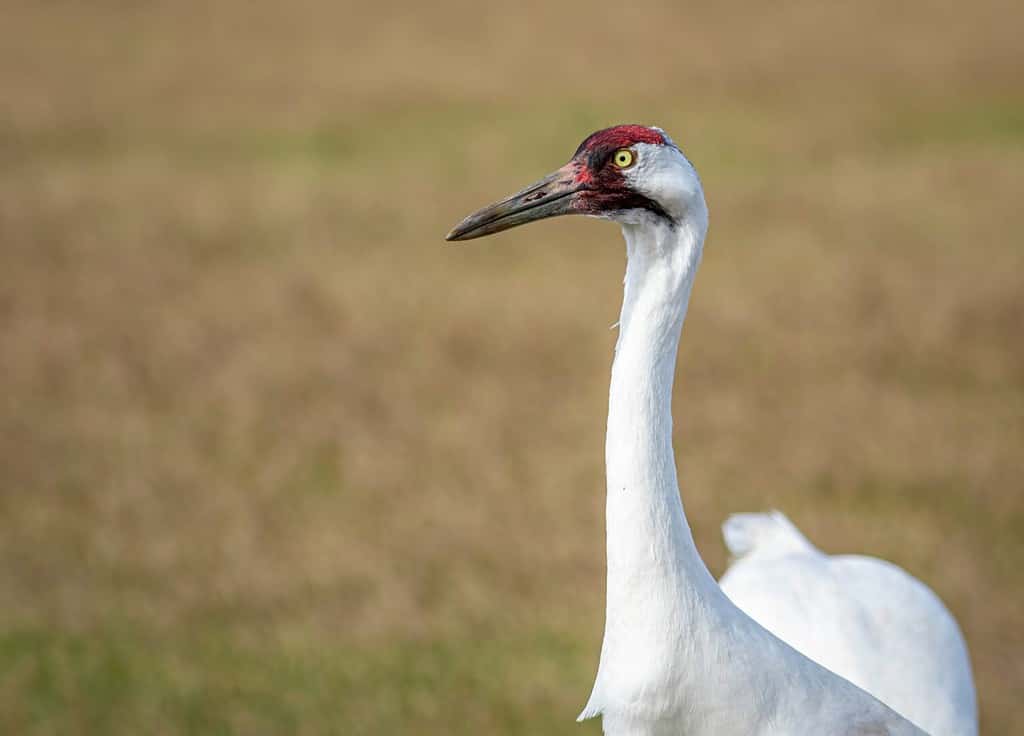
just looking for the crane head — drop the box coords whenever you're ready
[446,124,704,242]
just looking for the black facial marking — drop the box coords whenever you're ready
[587,146,616,173]
[573,144,674,224]
[583,190,673,223]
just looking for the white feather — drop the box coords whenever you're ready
[720,512,977,736]
[572,137,974,735]
[463,128,978,735]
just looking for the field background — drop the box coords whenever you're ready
[1,1,1021,733]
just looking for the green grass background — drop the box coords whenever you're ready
[1,1,1021,733]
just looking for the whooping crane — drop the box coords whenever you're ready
[447,125,975,736]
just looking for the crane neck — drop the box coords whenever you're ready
[582,210,738,722]
[580,182,925,736]
[605,213,716,603]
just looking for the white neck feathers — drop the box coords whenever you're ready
[579,213,922,736]
[605,216,720,611]
[581,215,732,723]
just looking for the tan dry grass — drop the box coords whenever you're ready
[1,0,1022,732]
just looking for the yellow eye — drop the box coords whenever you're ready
[612,149,635,168]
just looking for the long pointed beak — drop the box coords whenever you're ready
[446,163,584,242]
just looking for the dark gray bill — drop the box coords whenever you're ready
[446,163,583,242]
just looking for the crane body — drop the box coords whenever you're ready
[447,125,976,736]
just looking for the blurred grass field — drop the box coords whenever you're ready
[1,1,1022,733]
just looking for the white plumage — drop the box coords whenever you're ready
[720,512,977,736]
[447,125,977,736]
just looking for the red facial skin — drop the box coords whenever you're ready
[444,125,674,241]
[574,125,668,156]
[568,125,673,221]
